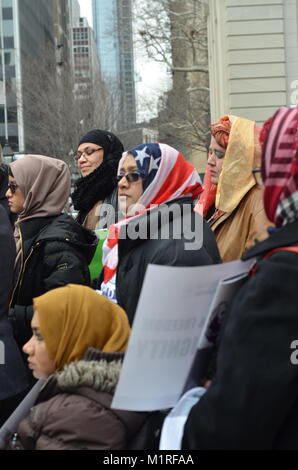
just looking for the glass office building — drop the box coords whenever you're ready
[0,0,19,151]
[92,0,136,130]
[0,0,64,152]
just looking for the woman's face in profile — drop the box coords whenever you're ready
[117,154,144,216]
[207,136,226,185]
[76,142,105,177]
[5,176,25,214]
[23,312,55,379]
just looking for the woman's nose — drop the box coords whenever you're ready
[118,176,129,188]
[207,152,215,165]
[23,336,34,355]
[78,153,87,163]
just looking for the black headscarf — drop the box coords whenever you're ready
[72,130,124,224]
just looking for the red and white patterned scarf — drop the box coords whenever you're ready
[260,106,298,227]
[102,143,203,284]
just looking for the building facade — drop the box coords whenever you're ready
[0,0,23,151]
[92,0,136,130]
[72,16,101,98]
[207,0,298,125]
[0,0,73,154]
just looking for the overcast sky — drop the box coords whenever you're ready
[77,0,168,121]
[78,0,92,26]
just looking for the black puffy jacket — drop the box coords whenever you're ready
[0,206,28,404]
[115,198,221,324]
[10,214,97,347]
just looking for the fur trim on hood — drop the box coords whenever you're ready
[56,358,122,394]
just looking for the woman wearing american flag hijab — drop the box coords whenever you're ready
[100,143,221,324]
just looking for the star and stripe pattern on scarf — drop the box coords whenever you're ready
[102,143,203,285]
[261,106,298,227]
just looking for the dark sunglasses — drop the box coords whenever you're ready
[116,170,143,183]
[7,182,18,194]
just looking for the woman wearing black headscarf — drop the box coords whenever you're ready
[71,129,124,230]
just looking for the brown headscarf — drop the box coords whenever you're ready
[33,284,130,372]
[10,155,71,266]
[10,155,70,222]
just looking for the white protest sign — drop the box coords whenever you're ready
[112,259,253,411]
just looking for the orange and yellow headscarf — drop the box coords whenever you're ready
[196,115,260,217]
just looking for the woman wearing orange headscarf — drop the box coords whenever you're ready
[195,115,272,262]
[8,284,144,450]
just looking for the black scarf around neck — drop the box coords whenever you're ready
[72,157,118,225]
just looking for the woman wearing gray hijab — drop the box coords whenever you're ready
[6,155,97,350]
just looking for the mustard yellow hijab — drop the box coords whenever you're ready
[216,115,261,214]
[33,284,130,372]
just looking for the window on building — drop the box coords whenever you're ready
[73,31,88,41]
[7,106,17,123]
[3,36,14,48]
[2,7,13,20]
[74,46,89,53]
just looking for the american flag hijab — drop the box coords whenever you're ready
[260,106,298,227]
[102,143,203,284]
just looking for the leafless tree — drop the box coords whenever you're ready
[18,47,120,164]
[135,0,210,160]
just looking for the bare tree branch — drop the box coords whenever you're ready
[135,0,210,161]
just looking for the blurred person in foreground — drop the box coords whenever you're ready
[7,284,145,450]
[183,106,298,450]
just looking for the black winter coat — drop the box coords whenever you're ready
[116,198,221,324]
[183,220,298,450]
[10,214,97,347]
[0,206,28,401]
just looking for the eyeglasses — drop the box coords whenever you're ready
[7,182,18,194]
[116,170,143,183]
[76,147,103,161]
[208,148,225,159]
[252,168,263,186]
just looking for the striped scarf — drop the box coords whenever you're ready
[102,143,203,284]
[260,106,298,227]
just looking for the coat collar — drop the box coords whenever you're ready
[118,196,194,257]
[242,220,298,260]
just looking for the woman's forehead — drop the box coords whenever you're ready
[119,153,137,169]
